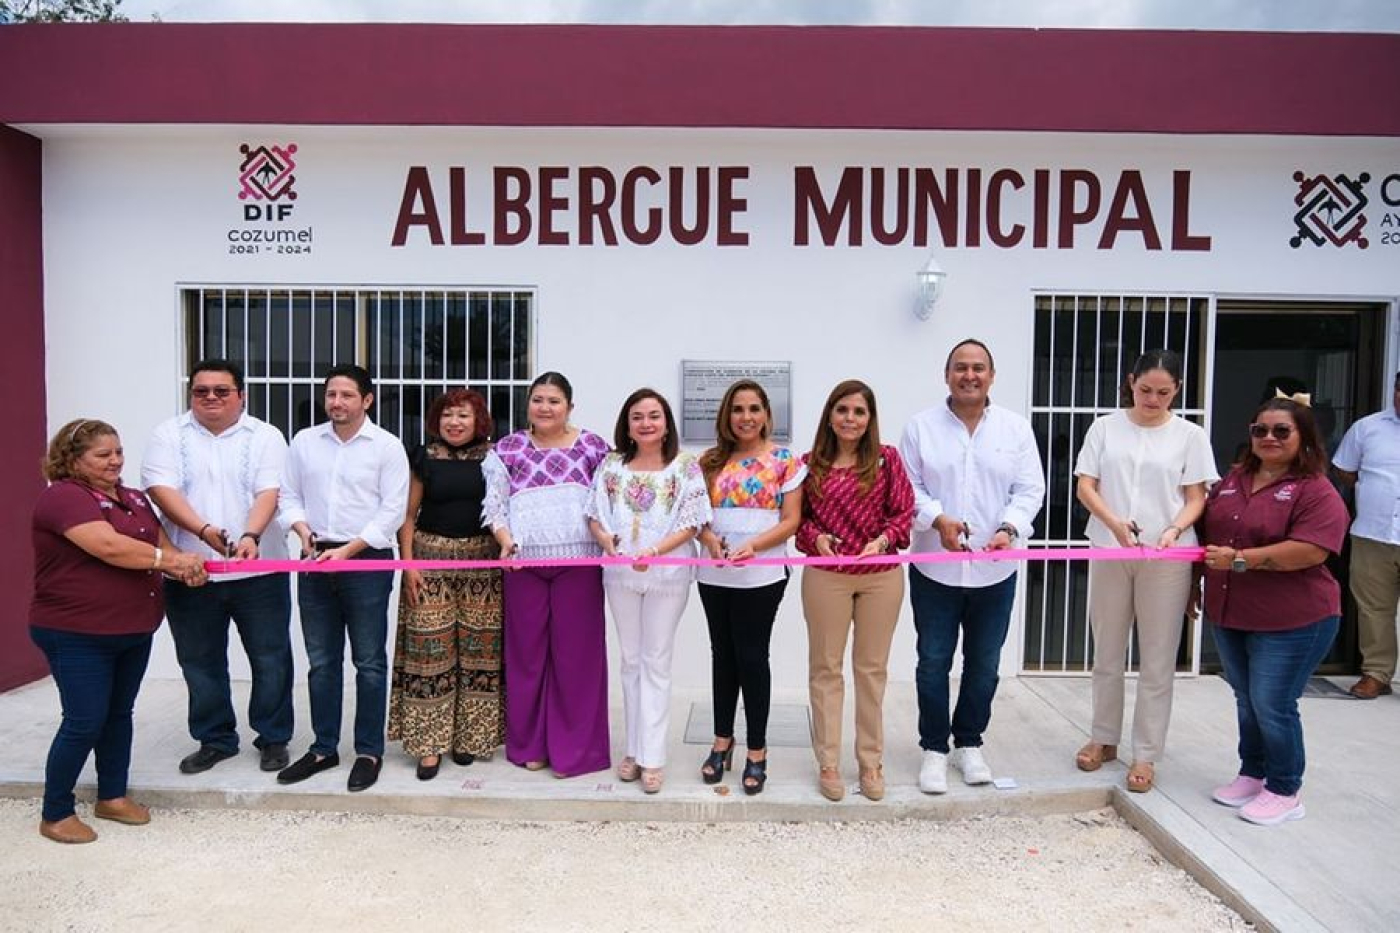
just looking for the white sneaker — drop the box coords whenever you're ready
[949,746,993,785]
[919,750,948,794]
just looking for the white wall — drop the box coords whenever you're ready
[38,126,1400,691]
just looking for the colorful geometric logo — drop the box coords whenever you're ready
[238,143,299,202]
[1289,171,1368,249]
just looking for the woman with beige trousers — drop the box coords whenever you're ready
[1074,349,1218,793]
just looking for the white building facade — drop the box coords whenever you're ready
[3,24,1398,691]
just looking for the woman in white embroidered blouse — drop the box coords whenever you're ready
[587,388,712,794]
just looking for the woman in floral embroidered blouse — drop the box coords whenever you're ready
[483,372,612,778]
[695,380,804,795]
[587,388,712,794]
[796,379,914,803]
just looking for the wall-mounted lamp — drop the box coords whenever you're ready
[915,255,946,320]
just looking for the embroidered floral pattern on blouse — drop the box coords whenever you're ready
[710,448,802,510]
[624,473,658,544]
[586,451,714,594]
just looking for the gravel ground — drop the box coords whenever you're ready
[0,798,1250,932]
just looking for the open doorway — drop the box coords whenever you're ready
[1207,299,1391,673]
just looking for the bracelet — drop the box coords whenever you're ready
[197,523,211,542]
[153,546,163,570]
[240,531,261,545]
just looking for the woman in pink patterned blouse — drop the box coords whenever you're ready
[695,380,805,795]
[796,379,914,802]
[483,372,612,778]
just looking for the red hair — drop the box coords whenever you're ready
[426,388,492,443]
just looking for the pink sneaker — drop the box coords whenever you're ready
[1239,789,1305,826]
[1212,774,1265,808]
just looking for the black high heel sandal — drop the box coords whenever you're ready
[742,756,768,796]
[701,741,735,784]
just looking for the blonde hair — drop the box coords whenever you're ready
[43,419,118,482]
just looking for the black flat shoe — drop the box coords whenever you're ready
[701,741,735,785]
[452,751,475,767]
[417,756,440,781]
[742,756,768,796]
[347,755,382,792]
[276,751,340,785]
[259,743,289,773]
[179,745,237,775]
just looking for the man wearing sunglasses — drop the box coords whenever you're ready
[142,359,295,775]
[1333,372,1400,700]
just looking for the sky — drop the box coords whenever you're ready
[115,0,1400,32]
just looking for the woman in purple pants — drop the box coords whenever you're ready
[484,372,612,777]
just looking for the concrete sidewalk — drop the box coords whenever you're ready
[0,674,1394,932]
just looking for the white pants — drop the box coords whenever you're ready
[606,585,689,768]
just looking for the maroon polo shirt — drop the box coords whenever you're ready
[1201,466,1349,632]
[30,480,165,636]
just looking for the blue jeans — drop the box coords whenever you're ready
[30,627,153,822]
[910,570,1017,753]
[165,574,294,752]
[1212,615,1339,797]
[297,552,394,758]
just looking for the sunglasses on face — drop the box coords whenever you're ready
[191,386,236,399]
[1248,423,1293,440]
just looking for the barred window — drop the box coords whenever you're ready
[181,286,535,447]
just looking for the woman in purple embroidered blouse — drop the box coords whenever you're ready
[483,372,611,777]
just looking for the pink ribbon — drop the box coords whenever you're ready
[206,546,1204,575]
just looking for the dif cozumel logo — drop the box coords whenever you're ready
[228,143,313,257]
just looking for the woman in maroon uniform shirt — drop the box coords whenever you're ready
[1200,396,1348,827]
[30,419,206,844]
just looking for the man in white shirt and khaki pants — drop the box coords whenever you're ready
[1333,371,1400,700]
[276,364,410,791]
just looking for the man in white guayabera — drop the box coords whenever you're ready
[142,358,294,777]
[1333,371,1400,700]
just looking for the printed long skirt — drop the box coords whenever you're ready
[388,531,505,758]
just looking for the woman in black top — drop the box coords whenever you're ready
[387,389,505,780]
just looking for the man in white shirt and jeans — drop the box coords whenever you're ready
[899,339,1045,793]
[276,364,410,791]
[1333,371,1400,699]
[143,359,294,776]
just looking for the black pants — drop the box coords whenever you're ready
[698,578,788,749]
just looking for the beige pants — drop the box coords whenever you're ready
[1351,535,1400,682]
[802,567,904,773]
[1088,559,1192,763]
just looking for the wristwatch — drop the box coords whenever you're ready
[996,523,1019,542]
[1231,549,1248,573]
